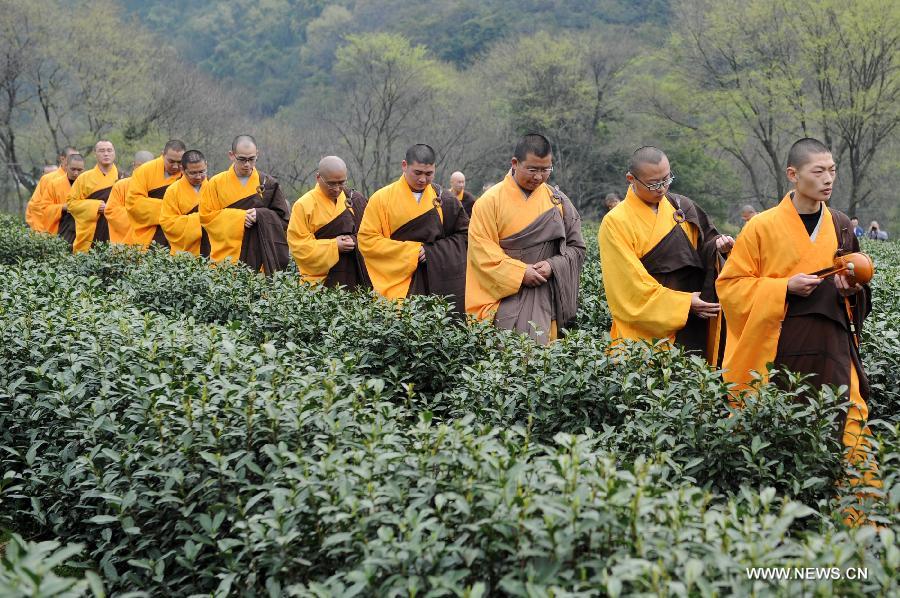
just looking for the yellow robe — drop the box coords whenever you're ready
[286,186,348,284]
[25,168,64,232]
[33,174,73,235]
[125,156,181,248]
[598,186,698,345]
[358,176,438,299]
[465,175,560,321]
[105,177,134,244]
[717,194,876,502]
[160,176,206,256]
[199,166,259,264]
[67,164,118,253]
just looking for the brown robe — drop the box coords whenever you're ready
[148,184,172,248]
[639,193,724,360]
[494,194,586,343]
[88,186,112,248]
[57,213,77,250]
[313,190,372,290]
[460,190,476,217]
[233,172,290,274]
[390,187,469,313]
[774,209,871,426]
[185,204,212,258]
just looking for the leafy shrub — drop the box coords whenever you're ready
[0,215,69,265]
[0,533,102,597]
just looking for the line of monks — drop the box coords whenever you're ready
[24,133,878,520]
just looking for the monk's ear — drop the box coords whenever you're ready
[625,171,635,184]
[786,166,798,184]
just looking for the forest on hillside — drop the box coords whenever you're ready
[1,0,898,227]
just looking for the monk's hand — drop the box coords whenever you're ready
[336,235,355,253]
[523,264,548,287]
[534,260,553,279]
[418,246,426,263]
[96,201,106,214]
[787,273,822,297]
[244,208,257,228]
[715,235,735,253]
[60,205,68,213]
[689,292,720,319]
[834,272,862,297]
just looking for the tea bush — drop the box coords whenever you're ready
[0,220,898,595]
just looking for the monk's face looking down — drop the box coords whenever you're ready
[183,160,208,187]
[401,160,435,193]
[787,152,835,205]
[66,159,85,181]
[94,141,116,167]
[316,170,348,201]
[627,155,672,205]
[229,141,258,178]
[511,152,553,193]
[163,148,185,177]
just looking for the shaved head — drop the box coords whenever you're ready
[450,171,466,193]
[232,134,257,153]
[318,155,347,178]
[787,137,831,170]
[134,150,154,169]
[628,146,667,178]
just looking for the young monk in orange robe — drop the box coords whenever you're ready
[126,140,185,249]
[466,134,585,344]
[159,150,210,256]
[67,141,118,253]
[104,150,154,245]
[25,147,78,232]
[717,138,879,524]
[32,154,85,248]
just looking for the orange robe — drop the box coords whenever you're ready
[33,174,73,235]
[199,166,260,264]
[25,168,64,231]
[357,177,439,299]
[105,177,134,244]
[286,186,350,284]
[126,156,181,248]
[160,176,207,256]
[598,187,698,345]
[717,194,874,478]
[67,164,118,253]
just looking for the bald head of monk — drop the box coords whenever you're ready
[626,146,674,207]
[94,140,116,172]
[162,139,187,177]
[740,204,757,222]
[511,133,553,193]
[316,155,348,201]
[56,146,79,170]
[229,134,259,178]
[133,150,155,173]
[65,154,85,183]
[450,171,466,194]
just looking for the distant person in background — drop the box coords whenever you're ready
[67,140,118,253]
[850,217,864,238]
[867,221,888,241]
[605,192,621,211]
[25,147,79,231]
[200,134,291,274]
[287,155,370,289]
[32,153,85,248]
[160,149,211,257]
[450,171,476,217]
[740,204,757,225]
[105,150,154,245]
[126,140,186,250]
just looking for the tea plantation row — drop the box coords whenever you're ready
[0,215,898,596]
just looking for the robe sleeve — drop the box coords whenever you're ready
[599,215,693,338]
[547,197,587,326]
[357,194,421,297]
[716,222,790,385]
[104,181,132,244]
[25,178,48,231]
[159,185,201,253]
[125,166,164,244]
[466,198,527,304]
[286,200,339,278]
[33,180,63,233]
[67,177,102,254]
[199,180,246,262]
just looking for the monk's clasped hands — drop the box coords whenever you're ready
[689,292,720,319]
[715,235,735,253]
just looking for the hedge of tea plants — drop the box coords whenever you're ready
[0,214,898,596]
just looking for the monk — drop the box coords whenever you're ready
[32,153,85,249]
[740,204,757,226]
[67,140,118,253]
[126,140,185,249]
[466,133,586,343]
[598,146,734,364]
[25,147,78,232]
[358,144,469,312]
[450,171,476,217]
[717,138,877,518]
[287,156,370,289]
[105,150,154,245]
[199,135,290,273]
[159,149,210,256]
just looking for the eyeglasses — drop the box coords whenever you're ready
[319,178,347,189]
[632,173,675,192]
[234,155,258,164]
[521,166,553,176]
